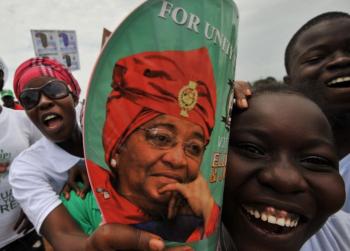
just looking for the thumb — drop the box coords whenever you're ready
[137,230,165,251]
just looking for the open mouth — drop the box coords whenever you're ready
[242,205,307,235]
[327,76,350,88]
[42,113,63,129]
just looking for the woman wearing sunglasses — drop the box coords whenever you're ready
[8,57,181,251]
[7,57,93,250]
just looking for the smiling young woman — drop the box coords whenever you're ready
[221,83,345,251]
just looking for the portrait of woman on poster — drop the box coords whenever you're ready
[87,47,220,242]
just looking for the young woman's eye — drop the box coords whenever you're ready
[301,156,337,172]
[235,143,265,158]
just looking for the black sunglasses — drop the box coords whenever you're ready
[19,80,71,110]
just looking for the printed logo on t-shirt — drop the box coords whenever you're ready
[0,189,19,214]
[0,149,11,174]
[0,149,11,162]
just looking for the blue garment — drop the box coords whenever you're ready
[301,210,350,251]
[340,154,350,213]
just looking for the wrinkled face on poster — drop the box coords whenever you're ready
[90,47,219,242]
[113,114,205,215]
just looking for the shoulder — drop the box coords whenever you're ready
[5,107,26,121]
[10,138,82,183]
[3,107,37,132]
[12,109,38,132]
[14,137,48,159]
[301,210,350,251]
[326,210,350,229]
[10,138,49,174]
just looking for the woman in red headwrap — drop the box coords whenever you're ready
[9,57,91,250]
[87,47,220,242]
[9,57,193,251]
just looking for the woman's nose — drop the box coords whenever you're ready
[162,143,188,169]
[37,93,54,110]
[257,157,308,194]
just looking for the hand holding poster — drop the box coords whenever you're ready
[84,0,238,249]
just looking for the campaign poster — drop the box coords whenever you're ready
[84,0,238,249]
[58,30,78,52]
[60,52,80,70]
[31,30,80,71]
[31,30,58,55]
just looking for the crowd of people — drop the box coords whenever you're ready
[0,9,349,251]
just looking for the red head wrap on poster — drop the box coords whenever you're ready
[13,57,80,99]
[103,47,217,165]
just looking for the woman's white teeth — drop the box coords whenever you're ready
[245,206,299,228]
[254,210,260,219]
[44,114,57,121]
[327,76,350,86]
[286,218,291,227]
[268,215,276,224]
[276,218,284,226]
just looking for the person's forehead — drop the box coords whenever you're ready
[254,93,309,108]
[293,18,350,54]
[147,114,189,125]
[23,76,55,89]
[233,94,333,143]
[237,93,324,126]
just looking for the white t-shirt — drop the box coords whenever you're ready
[0,107,41,248]
[301,210,350,251]
[9,136,81,234]
[340,154,350,213]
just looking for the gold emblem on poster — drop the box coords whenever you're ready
[178,81,198,117]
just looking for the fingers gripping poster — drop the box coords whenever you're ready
[84,0,238,249]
